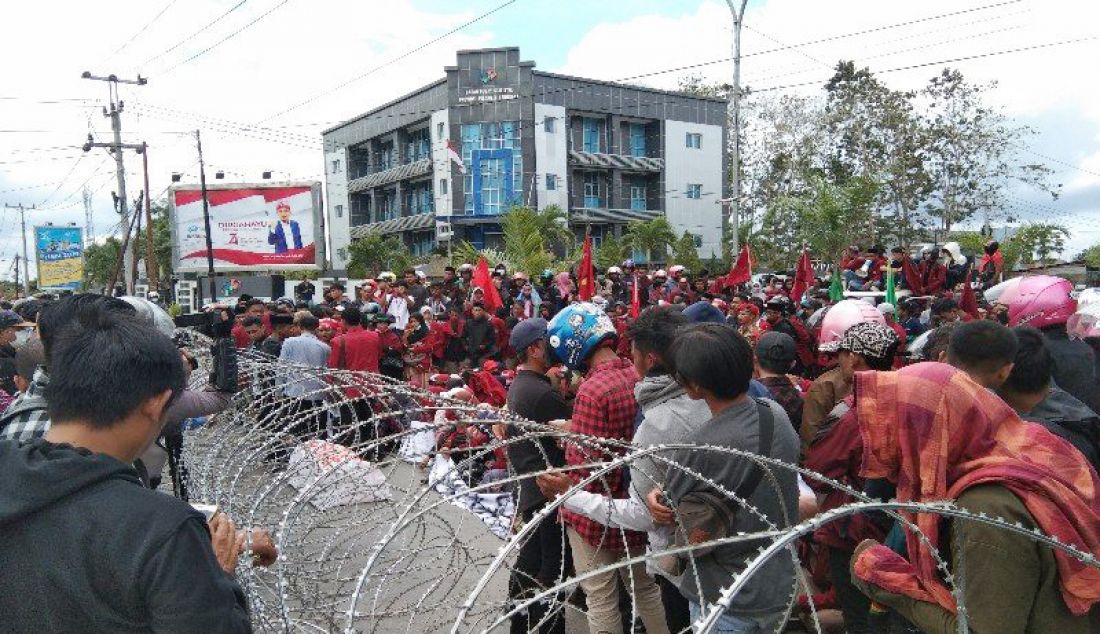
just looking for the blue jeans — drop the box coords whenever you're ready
[687,601,787,633]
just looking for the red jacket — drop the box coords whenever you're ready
[917,261,947,296]
[232,313,271,348]
[841,254,866,271]
[327,326,381,373]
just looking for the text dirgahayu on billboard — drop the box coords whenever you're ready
[169,182,324,272]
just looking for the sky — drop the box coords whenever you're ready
[1,0,1098,281]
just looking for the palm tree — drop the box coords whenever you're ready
[500,205,571,275]
[625,217,676,264]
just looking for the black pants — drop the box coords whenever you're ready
[829,547,870,634]
[508,507,570,634]
[657,574,690,633]
[162,422,189,501]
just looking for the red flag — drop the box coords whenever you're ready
[472,256,502,313]
[577,234,596,301]
[790,249,814,304]
[630,272,641,318]
[724,244,753,288]
[446,139,466,174]
[960,269,980,320]
[901,254,923,296]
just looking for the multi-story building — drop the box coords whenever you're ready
[322,47,727,272]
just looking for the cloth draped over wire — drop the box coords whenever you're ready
[851,362,1100,616]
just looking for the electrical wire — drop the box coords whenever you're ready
[140,0,249,68]
[259,0,518,123]
[101,0,180,64]
[160,0,293,74]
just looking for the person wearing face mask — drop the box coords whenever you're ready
[0,310,34,400]
[0,314,252,632]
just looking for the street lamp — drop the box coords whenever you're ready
[725,0,748,258]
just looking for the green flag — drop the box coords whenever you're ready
[885,267,897,306]
[829,266,844,302]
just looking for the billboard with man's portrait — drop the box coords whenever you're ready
[169,181,324,272]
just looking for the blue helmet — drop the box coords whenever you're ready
[546,302,618,371]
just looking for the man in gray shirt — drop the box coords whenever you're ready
[278,314,331,441]
[648,322,799,631]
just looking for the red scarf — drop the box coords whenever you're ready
[852,363,1100,615]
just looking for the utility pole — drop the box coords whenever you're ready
[4,203,33,297]
[141,143,158,291]
[82,186,94,248]
[81,71,147,294]
[725,0,748,258]
[13,257,20,300]
[195,130,218,302]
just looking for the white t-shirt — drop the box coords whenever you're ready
[387,296,410,329]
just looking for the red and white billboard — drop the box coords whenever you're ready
[170,182,323,272]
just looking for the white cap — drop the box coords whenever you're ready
[877,302,896,314]
[655,269,668,277]
[669,265,685,274]
[607,266,622,275]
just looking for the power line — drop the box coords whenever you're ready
[259,0,518,123]
[161,0,293,74]
[752,36,1098,92]
[102,0,180,63]
[140,0,249,67]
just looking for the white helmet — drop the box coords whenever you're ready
[607,266,622,275]
[147,291,160,301]
[654,269,668,278]
[941,241,967,266]
[458,263,474,272]
[669,265,685,275]
[119,296,175,338]
[817,299,886,352]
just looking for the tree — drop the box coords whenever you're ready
[790,176,879,264]
[1011,223,1070,266]
[347,233,411,278]
[132,203,174,284]
[498,205,568,275]
[625,217,676,264]
[84,237,123,288]
[670,231,703,274]
[921,68,1059,235]
[594,234,628,271]
[1077,244,1100,268]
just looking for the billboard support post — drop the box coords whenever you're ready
[141,144,158,291]
[195,130,217,303]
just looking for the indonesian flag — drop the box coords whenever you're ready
[790,248,814,304]
[446,139,466,174]
[577,234,596,301]
[630,272,641,318]
[724,244,753,288]
[472,256,502,313]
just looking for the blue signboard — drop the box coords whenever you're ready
[34,226,83,290]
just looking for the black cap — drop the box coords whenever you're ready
[509,318,548,352]
[755,331,797,365]
[270,313,294,326]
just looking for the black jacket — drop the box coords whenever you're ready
[463,317,496,362]
[1043,328,1100,414]
[0,343,16,396]
[0,439,251,633]
[1025,386,1100,472]
[505,369,569,514]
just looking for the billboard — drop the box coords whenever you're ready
[169,181,324,272]
[35,226,84,290]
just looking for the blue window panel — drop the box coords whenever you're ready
[630,124,646,157]
[546,174,556,191]
[582,118,601,153]
[471,148,515,216]
[630,184,647,210]
[686,133,702,149]
[686,184,702,199]
[583,173,602,208]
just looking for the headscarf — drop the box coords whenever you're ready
[852,362,1100,615]
[555,271,573,298]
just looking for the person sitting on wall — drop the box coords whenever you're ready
[268,202,303,254]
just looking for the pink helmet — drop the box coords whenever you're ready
[999,275,1076,329]
[817,299,885,352]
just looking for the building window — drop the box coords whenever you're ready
[630,183,647,210]
[629,124,646,157]
[686,133,702,149]
[693,233,703,248]
[437,122,445,139]
[546,174,557,191]
[406,128,430,163]
[686,184,702,199]
[460,121,522,215]
[337,247,347,261]
[335,204,344,218]
[582,118,602,153]
[378,142,395,171]
[439,178,448,194]
[583,173,602,208]
[544,117,556,133]
[331,158,341,174]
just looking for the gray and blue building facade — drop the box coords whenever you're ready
[322,47,727,272]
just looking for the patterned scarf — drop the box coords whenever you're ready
[852,362,1100,615]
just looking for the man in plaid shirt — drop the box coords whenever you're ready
[555,311,669,634]
[0,367,49,441]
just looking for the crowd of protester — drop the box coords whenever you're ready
[0,234,1098,632]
